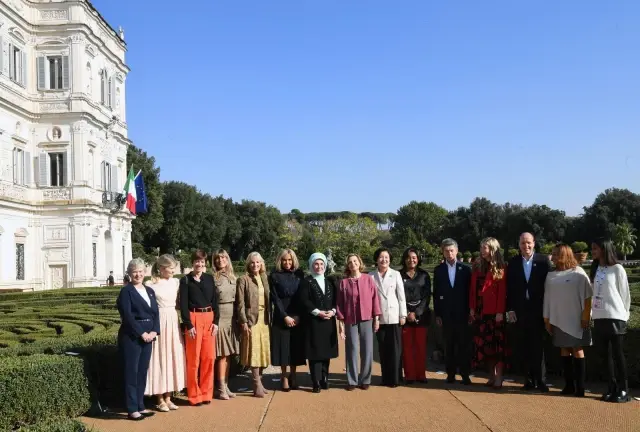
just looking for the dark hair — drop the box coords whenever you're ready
[401,247,422,270]
[589,237,618,282]
[373,247,392,264]
[191,249,207,264]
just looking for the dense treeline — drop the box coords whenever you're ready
[128,145,638,268]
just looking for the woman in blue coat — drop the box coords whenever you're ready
[117,258,161,420]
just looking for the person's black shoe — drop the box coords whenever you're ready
[406,380,415,385]
[446,375,456,384]
[320,380,329,390]
[462,376,472,385]
[536,383,550,393]
[312,385,321,394]
[140,411,155,417]
[613,390,631,403]
[523,380,536,391]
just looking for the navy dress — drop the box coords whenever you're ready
[269,270,306,366]
[117,284,160,414]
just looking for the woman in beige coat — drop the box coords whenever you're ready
[236,251,271,397]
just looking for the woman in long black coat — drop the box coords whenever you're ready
[297,252,339,393]
[269,249,306,391]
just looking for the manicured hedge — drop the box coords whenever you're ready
[0,355,90,431]
[15,418,87,432]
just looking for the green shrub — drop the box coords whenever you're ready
[0,355,90,431]
[463,251,472,259]
[16,418,87,432]
[507,248,519,259]
[571,241,589,253]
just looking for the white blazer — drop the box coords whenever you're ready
[369,268,407,325]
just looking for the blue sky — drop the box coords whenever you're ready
[92,0,640,216]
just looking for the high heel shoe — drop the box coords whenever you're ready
[281,374,291,392]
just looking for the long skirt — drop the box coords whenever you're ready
[145,308,186,395]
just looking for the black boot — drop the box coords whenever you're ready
[561,356,575,395]
[600,380,617,402]
[573,357,585,397]
[613,381,631,403]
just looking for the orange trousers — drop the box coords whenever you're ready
[184,311,216,405]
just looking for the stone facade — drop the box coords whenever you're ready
[0,0,133,290]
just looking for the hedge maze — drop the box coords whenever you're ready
[0,288,120,357]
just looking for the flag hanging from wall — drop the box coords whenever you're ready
[134,170,148,214]
[123,167,137,215]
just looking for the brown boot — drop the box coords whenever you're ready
[252,368,265,398]
[225,380,236,398]
[216,380,229,400]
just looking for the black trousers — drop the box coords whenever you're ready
[443,321,471,377]
[119,329,153,414]
[309,360,330,384]
[377,324,402,386]
[594,321,628,390]
[515,312,546,383]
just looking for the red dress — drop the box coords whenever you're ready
[469,268,511,371]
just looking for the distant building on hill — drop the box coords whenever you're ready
[0,0,133,290]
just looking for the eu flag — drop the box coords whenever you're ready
[134,170,148,214]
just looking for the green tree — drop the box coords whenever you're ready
[614,222,637,260]
[391,201,448,247]
[315,215,380,266]
[231,200,284,262]
[126,144,164,247]
[582,188,640,239]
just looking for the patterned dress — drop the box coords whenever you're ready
[471,273,511,371]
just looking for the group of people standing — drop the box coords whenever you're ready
[115,233,632,420]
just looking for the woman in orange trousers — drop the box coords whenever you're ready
[179,249,219,405]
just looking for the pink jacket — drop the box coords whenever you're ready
[337,274,381,325]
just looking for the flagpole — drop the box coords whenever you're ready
[135,169,141,179]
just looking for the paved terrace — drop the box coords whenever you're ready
[83,341,639,432]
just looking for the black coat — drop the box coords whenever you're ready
[506,253,550,319]
[296,275,339,361]
[433,262,472,326]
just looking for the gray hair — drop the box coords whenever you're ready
[126,258,146,275]
[441,238,458,249]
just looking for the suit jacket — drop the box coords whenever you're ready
[506,253,550,318]
[117,283,160,340]
[369,268,407,325]
[236,273,271,327]
[433,262,472,325]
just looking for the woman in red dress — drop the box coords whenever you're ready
[469,237,509,389]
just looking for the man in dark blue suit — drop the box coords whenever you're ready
[506,232,551,392]
[117,258,160,421]
[433,238,473,385]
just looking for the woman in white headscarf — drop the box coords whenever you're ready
[296,252,339,393]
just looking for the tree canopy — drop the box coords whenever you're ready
[129,145,639,265]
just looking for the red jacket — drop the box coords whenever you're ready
[469,267,507,315]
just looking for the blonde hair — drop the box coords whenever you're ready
[275,249,299,271]
[344,253,365,276]
[150,254,178,283]
[212,249,236,283]
[474,237,505,280]
[244,251,266,275]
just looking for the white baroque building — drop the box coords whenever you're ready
[0,0,133,291]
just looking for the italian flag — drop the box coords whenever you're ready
[123,167,137,215]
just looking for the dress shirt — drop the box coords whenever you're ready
[179,272,220,330]
[447,260,457,287]
[522,254,534,299]
[135,286,151,306]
